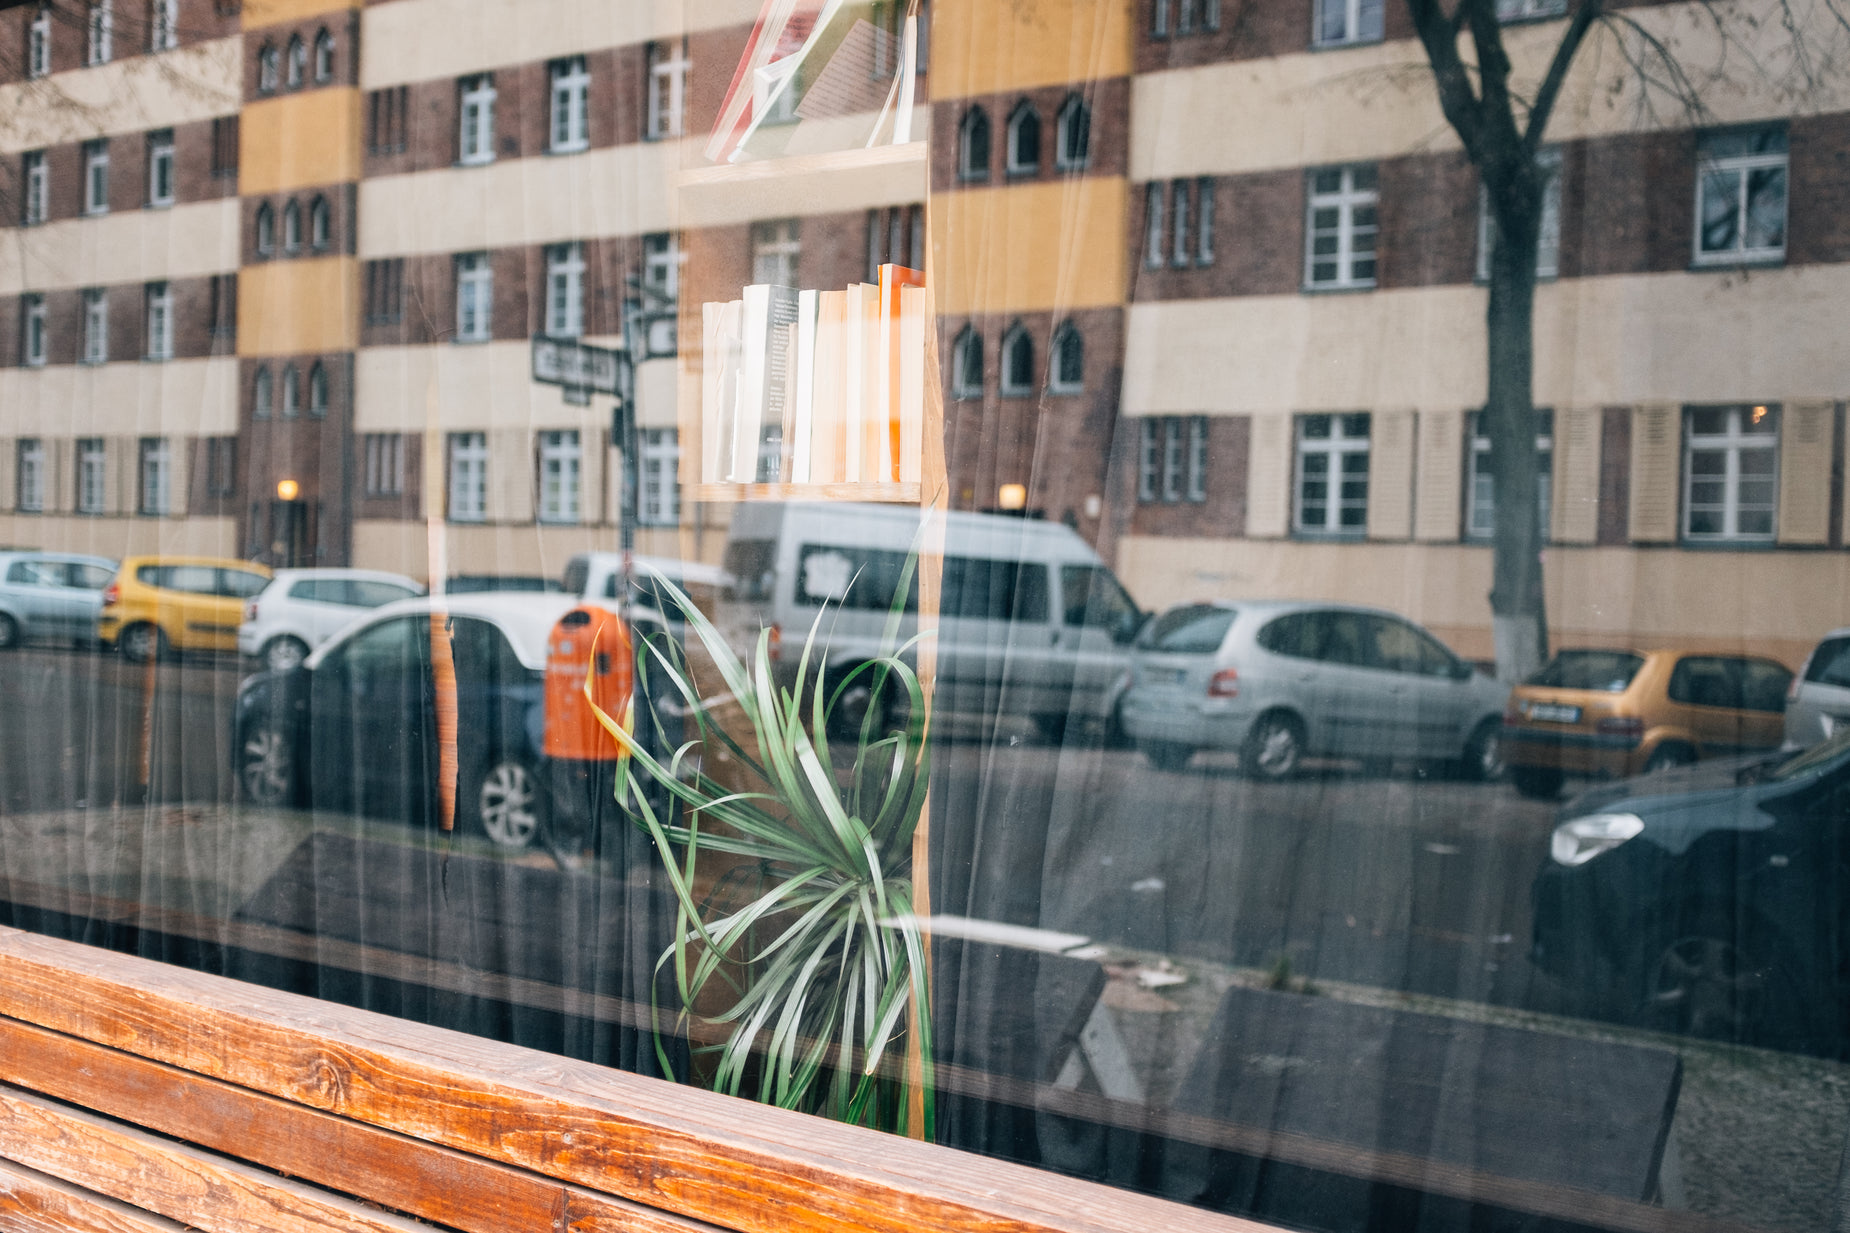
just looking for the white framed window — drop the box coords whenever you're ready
[82,289,108,364]
[1683,404,1779,542]
[144,281,173,360]
[148,0,175,51]
[363,434,404,498]
[16,439,45,513]
[458,74,496,165]
[307,363,327,417]
[1144,182,1166,268]
[544,243,585,338]
[999,322,1034,397]
[1055,94,1090,170]
[549,57,591,153]
[282,200,302,253]
[258,43,279,94]
[253,366,273,419]
[1313,0,1383,46]
[286,35,305,88]
[448,432,487,522]
[958,106,990,181]
[1138,416,1208,503]
[1006,102,1040,176]
[646,40,688,141]
[1049,322,1083,393]
[639,428,681,526]
[750,219,801,286]
[455,252,492,342]
[76,439,106,514]
[87,0,112,65]
[1477,148,1562,280]
[1295,412,1371,535]
[83,141,110,216]
[1496,0,1566,19]
[22,152,48,226]
[1304,164,1378,290]
[642,232,681,354]
[537,429,582,524]
[313,29,334,83]
[21,295,47,368]
[138,437,171,515]
[255,203,275,257]
[147,130,174,207]
[309,196,329,250]
[27,6,50,78]
[281,364,299,417]
[1154,0,1223,34]
[1466,409,1553,541]
[1695,128,1787,265]
[951,326,983,399]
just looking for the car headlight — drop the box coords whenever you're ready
[1551,813,1644,866]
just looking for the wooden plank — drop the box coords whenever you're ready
[0,1157,186,1233]
[0,926,1267,1233]
[0,1083,442,1233]
[0,1018,719,1233]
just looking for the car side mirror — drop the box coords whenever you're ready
[1453,660,1476,681]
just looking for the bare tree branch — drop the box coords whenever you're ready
[1524,0,1602,154]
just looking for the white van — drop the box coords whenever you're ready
[716,503,1144,740]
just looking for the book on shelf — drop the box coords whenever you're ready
[738,284,801,482]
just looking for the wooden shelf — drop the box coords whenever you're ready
[693,481,921,503]
[676,141,928,227]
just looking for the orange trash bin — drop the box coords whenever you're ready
[544,605,635,762]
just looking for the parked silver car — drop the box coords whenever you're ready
[1785,626,1850,749]
[1120,600,1509,778]
[0,551,117,649]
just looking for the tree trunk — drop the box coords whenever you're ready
[1484,203,1549,683]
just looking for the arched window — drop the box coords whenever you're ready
[951,326,983,399]
[1056,93,1091,170]
[957,106,990,182]
[1006,101,1041,176]
[281,364,300,417]
[307,363,327,417]
[1000,322,1034,397]
[255,203,275,257]
[253,366,273,419]
[282,200,302,254]
[308,196,330,250]
[257,43,279,94]
[285,36,306,89]
[1050,321,1084,392]
[313,28,334,83]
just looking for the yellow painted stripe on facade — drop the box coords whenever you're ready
[243,0,360,30]
[933,178,1128,316]
[930,0,1130,100]
[239,90,363,195]
[238,257,358,356]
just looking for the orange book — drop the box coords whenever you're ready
[877,264,925,482]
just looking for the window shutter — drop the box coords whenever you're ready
[488,428,529,523]
[1413,409,1463,542]
[1778,401,1833,545]
[1550,407,1600,544]
[1367,408,1414,540]
[166,435,189,518]
[1627,404,1679,543]
[0,440,14,511]
[579,423,604,527]
[1245,413,1291,538]
[50,438,75,513]
[105,436,132,516]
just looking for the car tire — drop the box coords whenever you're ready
[1631,912,1828,1052]
[0,614,18,650]
[1241,712,1304,781]
[118,622,166,665]
[1510,765,1563,799]
[261,636,310,673]
[474,757,547,851]
[1643,742,1696,774]
[1459,719,1505,782]
[237,724,297,806]
[828,665,909,744]
[1139,740,1195,772]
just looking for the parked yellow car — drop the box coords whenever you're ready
[1503,648,1792,798]
[99,557,273,662]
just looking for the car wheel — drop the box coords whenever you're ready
[0,614,18,650]
[1241,712,1304,781]
[1632,918,1825,1052]
[1510,765,1564,799]
[238,725,296,806]
[262,636,310,673]
[475,758,547,850]
[828,665,909,744]
[1644,742,1696,773]
[1459,719,1505,782]
[119,622,166,664]
[1139,740,1195,772]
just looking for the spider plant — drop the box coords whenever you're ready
[584,564,935,1137]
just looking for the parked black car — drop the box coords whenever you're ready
[1531,728,1850,1054]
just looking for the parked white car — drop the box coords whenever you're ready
[238,568,425,671]
[1786,625,1850,749]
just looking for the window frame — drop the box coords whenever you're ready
[544,243,586,339]
[147,130,175,208]
[16,438,46,513]
[22,152,48,226]
[638,427,682,527]
[951,325,983,399]
[749,219,801,287]
[82,288,108,365]
[448,431,488,523]
[138,436,172,517]
[76,438,107,515]
[458,74,497,166]
[1477,147,1562,282]
[282,200,303,255]
[27,5,50,78]
[363,434,405,499]
[148,0,176,52]
[256,203,276,257]
[21,294,48,368]
[253,366,273,419]
[1005,101,1041,177]
[313,28,334,83]
[307,363,327,418]
[1049,321,1084,394]
[1294,411,1372,537]
[536,429,583,525]
[1312,0,1383,47]
[958,106,991,182]
[1055,94,1090,171]
[1681,403,1781,544]
[258,42,279,93]
[285,35,306,88]
[308,196,330,251]
[1303,164,1379,291]
[548,56,591,154]
[83,140,110,217]
[646,40,689,141]
[1692,127,1789,267]
[281,364,300,418]
[87,0,112,66]
[1138,416,1210,504]
[999,322,1035,398]
[1466,408,1555,542]
[455,252,493,343]
[144,281,173,361]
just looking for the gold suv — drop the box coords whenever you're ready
[1503,648,1792,798]
[99,557,273,662]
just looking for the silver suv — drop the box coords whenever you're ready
[1786,626,1850,749]
[1121,600,1509,778]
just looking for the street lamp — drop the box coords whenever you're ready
[998,483,1027,511]
[276,478,300,502]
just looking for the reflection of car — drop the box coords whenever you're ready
[1530,730,1850,1053]
[0,551,117,649]
[238,568,425,672]
[445,574,564,594]
[1786,627,1850,750]
[1120,600,1507,777]
[563,552,730,626]
[99,556,273,662]
[1503,649,1792,799]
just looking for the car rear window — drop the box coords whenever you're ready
[1804,636,1850,688]
[1142,605,1236,654]
[1524,651,1645,692]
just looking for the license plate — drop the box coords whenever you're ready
[1527,703,1581,724]
[1144,667,1187,686]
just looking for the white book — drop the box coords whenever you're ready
[737,284,801,482]
[791,289,820,483]
[898,283,929,484]
[841,285,865,483]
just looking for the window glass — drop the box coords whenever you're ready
[1805,638,1850,688]
[1139,603,1234,653]
[349,581,417,607]
[1526,650,1646,691]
